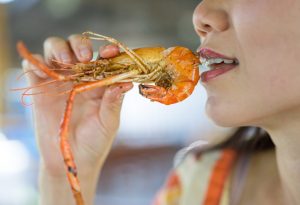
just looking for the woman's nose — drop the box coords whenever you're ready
[193,1,229,38]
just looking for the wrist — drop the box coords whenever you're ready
[39,163,101,205]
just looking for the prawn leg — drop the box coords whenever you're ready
[59,70,138,205]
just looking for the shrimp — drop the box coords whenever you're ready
[16,31,200,205]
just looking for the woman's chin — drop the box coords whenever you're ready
[205,102,247,128]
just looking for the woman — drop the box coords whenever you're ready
[22,0,300,204]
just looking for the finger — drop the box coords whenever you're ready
[81,87,106,101]
[22,54,48,84]
[68,34,93,62]
[99,82,133,130]
[99,44,120,58]
[22,55,69,110]
[43,37,75,65]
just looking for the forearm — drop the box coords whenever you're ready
[39,165,101,205]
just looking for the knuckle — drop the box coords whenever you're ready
[68,34,82,42]
[43,37,69,58]
[68,34,92,47]
[43,36,63,49]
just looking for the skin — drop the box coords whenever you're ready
[23,35,133,205]
[22,0,300,204]
[194,0,300,204]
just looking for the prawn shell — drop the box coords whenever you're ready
[110,47,166,64]
[138,46,200,105]
[163,46,200,86]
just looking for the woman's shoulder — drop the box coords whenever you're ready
[153,126,278,205]
[153,148,237,205]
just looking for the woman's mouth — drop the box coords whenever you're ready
[198,48,239,83]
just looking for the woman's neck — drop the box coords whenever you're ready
[261,109,300,204]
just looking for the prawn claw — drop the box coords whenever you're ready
[139,84,185,105]
[139,84,167,100]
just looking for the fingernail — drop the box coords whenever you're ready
[108,84,132,96]
[60,52,71,63]
[79,47,91,59]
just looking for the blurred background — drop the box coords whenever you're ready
[0,0,234,204]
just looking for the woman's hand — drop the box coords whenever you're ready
[22,34,133,204]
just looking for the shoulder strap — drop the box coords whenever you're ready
[203,149,238,205]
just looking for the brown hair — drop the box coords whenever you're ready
[178,126,274,166]
[214,126,274,152]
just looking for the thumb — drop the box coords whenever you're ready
[99,83,133,131]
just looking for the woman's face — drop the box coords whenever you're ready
[193,0,300,128]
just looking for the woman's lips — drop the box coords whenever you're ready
[200,64,236,83]
[198,48,238,83]
[198,48,235,60]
